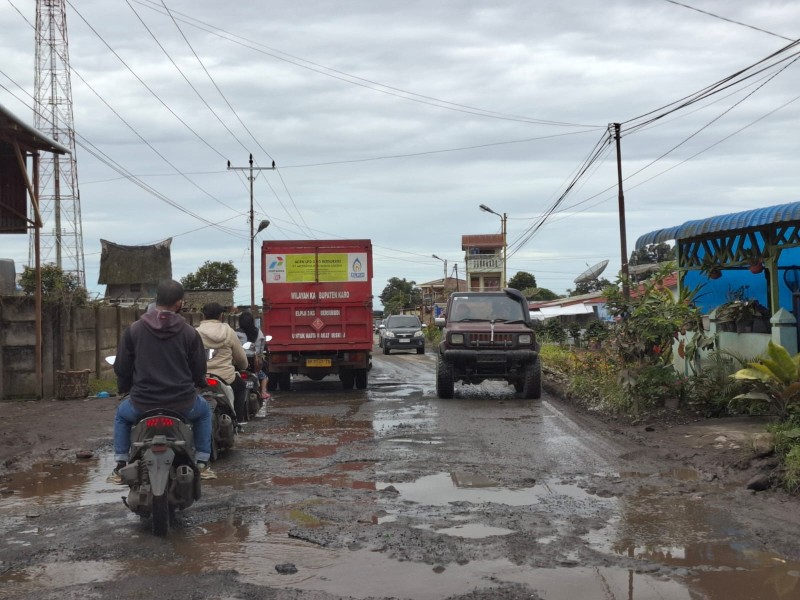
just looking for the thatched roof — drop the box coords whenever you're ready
[98,239,172,284]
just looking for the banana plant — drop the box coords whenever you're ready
[733,341,800,420]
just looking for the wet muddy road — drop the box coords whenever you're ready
[2,348,800,599]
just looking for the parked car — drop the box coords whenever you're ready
[378,315,426,355]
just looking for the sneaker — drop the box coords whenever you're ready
[197,462,217,480]
[106,469,125,485]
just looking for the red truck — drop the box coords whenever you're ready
[261,239,373,391]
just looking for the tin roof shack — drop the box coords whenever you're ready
[98,238,172,304]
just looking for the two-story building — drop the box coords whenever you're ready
[462,234,504,292]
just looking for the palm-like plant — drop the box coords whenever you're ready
[733,341,800,420]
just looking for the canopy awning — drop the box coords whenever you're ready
[635,201,800,249]
[530,303,596,319]
[0,103,69,154]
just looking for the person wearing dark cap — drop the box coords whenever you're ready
[108,279,216,483]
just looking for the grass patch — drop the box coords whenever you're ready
[88,377,117,396]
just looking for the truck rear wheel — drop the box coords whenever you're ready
[340,370,355,389]
[267,374,278,392]
[277,372,291,391]
[522,359,542,400]
[355,368,368,390]
[436,355,454,399]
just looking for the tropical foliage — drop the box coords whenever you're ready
[19,264,88,306]
[181,260,238,290]
[734,341,800,420]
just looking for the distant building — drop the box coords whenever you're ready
[461,234,504,291]
[98,238,172,304]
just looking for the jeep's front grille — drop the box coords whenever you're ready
[467,332,514,347]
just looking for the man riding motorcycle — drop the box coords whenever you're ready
[196,302,249,426]
[108,279,216,483]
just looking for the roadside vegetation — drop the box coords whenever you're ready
[537,264,800,492]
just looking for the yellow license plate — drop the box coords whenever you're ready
[307,358,332,367]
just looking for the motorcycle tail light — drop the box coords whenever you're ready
[240,371,249,379]
[205,378,219,387]
[146,417,175,428]
[151,444,168,453]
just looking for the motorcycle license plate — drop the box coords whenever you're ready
[306,358,332,367]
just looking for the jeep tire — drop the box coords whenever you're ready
[522,358,542,399]
[436,354,454,399]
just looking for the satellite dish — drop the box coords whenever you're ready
[574,259,609,284]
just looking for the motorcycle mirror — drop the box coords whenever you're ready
[105,355,116,365]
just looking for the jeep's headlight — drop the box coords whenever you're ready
[413,330,424,338]
[450,333,464,345]
[384,331,395,338]
[518,334,532,345]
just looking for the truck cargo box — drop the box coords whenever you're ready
[261,239,373,390]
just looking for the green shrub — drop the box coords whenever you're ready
[541,320,567,345]
[88,377,117,396]
[425,323,442,346]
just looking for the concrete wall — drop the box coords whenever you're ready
[0,296,203,400]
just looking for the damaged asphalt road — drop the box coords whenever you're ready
[2,350,800,599]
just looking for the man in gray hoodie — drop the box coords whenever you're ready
[196,302,249,425]
[109,279,215,483]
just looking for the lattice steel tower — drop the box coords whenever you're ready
[30,0,85,286]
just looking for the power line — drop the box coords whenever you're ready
[134,0,604,129]
[662,0,793,41]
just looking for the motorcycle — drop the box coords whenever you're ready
[105,356,201,537]
[240,337,272,421]
[200,346,241,461]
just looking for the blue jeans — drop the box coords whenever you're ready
[113,395,211,463]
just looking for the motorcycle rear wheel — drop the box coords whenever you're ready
[152,494,170,537]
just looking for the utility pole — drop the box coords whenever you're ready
[227,154,275,313]
[612,123,630,299]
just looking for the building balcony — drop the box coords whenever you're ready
[466,255,502,273]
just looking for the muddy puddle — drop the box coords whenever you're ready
[0,454,120,511]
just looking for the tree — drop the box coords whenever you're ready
[569,278,611,297]
[508,271,536,291]
[19,264,88,306]
[379,277,421,315]
[629,243,675,266]
[523,287,561,301]
[181,261,238,290]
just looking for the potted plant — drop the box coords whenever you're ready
[700,255,722,280]
[745,247,765,274]
[717,299,769,333]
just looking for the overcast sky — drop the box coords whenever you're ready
[2,0,799,306]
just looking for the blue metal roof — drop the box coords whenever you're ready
[635,201,800,249]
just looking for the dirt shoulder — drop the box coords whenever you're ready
[0,395,117,474]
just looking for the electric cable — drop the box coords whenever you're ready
[134,0,604,128]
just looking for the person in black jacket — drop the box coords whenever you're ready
[108,279,216,483]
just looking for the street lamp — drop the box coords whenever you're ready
[250,219,270,314]
[479,204,507,288]
[432,254,447,301]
